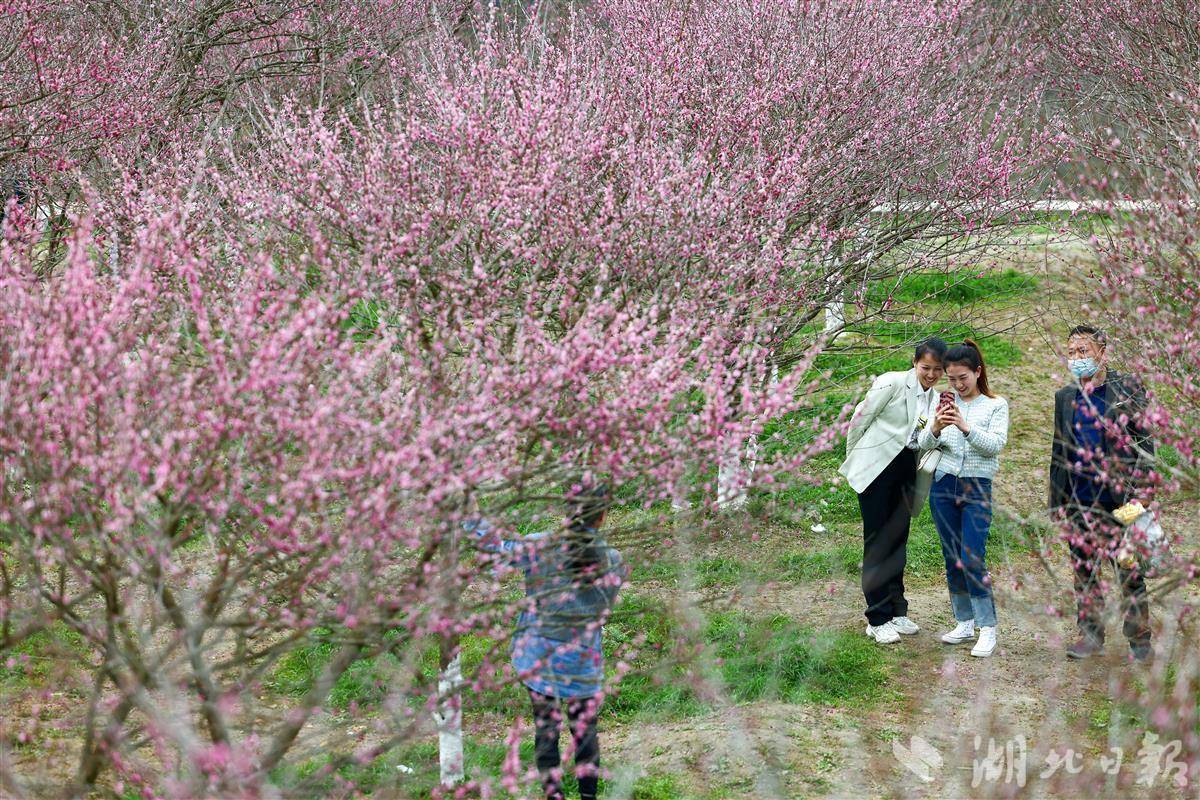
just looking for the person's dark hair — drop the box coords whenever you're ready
[943,339,994,398]
[913,337,948,363]
[563,481,611,577]
[1067,324,1107,348]
[565,482,610,532]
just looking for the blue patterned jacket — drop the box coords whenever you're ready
[466,519,627,697]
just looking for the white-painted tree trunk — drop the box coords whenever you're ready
[822,244,847,338]
[823,299,845,334]
[716,439,748,510]
[107,228,119,272]
[435,652,464,786]
[671,477,689,512]
[716,363,778,510]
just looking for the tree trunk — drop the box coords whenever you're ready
[107,227,119,273]
[435,641,464,786]
[716,363,778,510]
[715,445,744,509]
[823,299,845,335]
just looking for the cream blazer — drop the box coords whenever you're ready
[838,368,936,507]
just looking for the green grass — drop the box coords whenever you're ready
[604,596,895,720]
[1087,694,1142,738]
[603,669,709,721]
[1156,443,1182,469]
[268,630,404,709]
[849,501,1035,584]
[752,474,860,525]
[631,773,689,799]
[631,558,682,584]
[267,631,334,695]
[781,319,1025,392]
[777,542,861,580]
[268,582,908,724]
[271,738,533,797]
[866,268,1037,307]
[637,545,868,588]
[274,741,693,798]
[753,403,853,486]
[1003,210,1118,236]
[988,513,1041,560]
[823,322,1024,371]
[811,349,912,382]
[343,298,384,342]
[752,408,853,527]
[0,622,88,688]
[268,630,521,715]
[694,556,746,588]
[631,554,731,589]
[1083,687,1156,752]
[706,612,894,706]
[604,595,706,721]
[768,503,1035,586]
[638,543,877,589]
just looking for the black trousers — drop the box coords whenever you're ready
[858,448,917,626]
[529,689,600,800]
[1064,502,1151,647]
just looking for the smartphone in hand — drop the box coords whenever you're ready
[938,391,955,410]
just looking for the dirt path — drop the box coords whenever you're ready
[601,232,1200,800]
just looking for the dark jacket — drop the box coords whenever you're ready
[1049,370,1155,510]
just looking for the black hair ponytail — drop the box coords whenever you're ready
[943,339,994,397]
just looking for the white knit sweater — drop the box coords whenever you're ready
[917,393,1009,480]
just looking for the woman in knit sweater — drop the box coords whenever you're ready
[918,340,1009,658]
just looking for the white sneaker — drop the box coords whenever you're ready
[891,616,920,635]
[971,627,997,658]
[941,620,976,644]
[866,621,901,644]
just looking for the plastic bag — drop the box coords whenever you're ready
[1113,501,1170,575]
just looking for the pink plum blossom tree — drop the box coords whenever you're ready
[0,1,1056,796]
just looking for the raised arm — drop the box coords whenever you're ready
[917,417,940,451]
[463,519,548,569]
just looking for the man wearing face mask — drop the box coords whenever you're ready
[1049,325,1156,662]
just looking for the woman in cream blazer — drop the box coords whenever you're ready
[838,338,946,644]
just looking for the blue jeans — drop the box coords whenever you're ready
[930,475,997,628]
